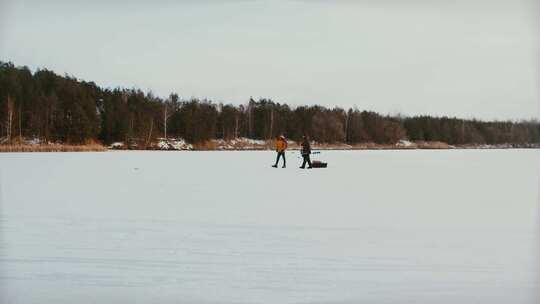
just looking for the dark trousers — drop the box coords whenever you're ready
[274,151,286,166]
[301,154,312,168]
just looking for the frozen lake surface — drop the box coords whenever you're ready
[1,150,539,304]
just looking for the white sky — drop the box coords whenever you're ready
[1,0,539,120]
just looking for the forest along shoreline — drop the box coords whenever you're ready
[1,138,539,152]
[2,61,540,152]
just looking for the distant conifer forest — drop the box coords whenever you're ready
[1,61,539,146]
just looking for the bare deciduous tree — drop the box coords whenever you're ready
[6,95,14,143]
[163,103,172,139]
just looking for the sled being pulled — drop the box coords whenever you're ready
[311,160,328,168]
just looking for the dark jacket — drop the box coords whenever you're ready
[301,139,311,155]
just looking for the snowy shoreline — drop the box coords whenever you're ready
[1,137,539,153]
[2,145,540,153]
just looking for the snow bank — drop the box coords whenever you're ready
[396,139,414,147]
[109,142,124,149]
[155,138,193,150]
[211,137,269,150]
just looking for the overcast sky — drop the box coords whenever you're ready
[1,0,538,120]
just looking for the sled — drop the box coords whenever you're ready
[311,160,328,168]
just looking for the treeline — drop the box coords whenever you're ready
[1,61,539,146]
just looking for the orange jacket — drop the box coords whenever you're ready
[276,138,288,152]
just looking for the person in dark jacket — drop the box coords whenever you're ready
[300,135,312,169]
[272,135,287,168]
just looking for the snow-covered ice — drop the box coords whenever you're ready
[0,150,539,304]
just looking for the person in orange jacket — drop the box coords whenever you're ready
[272,135,288,168]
